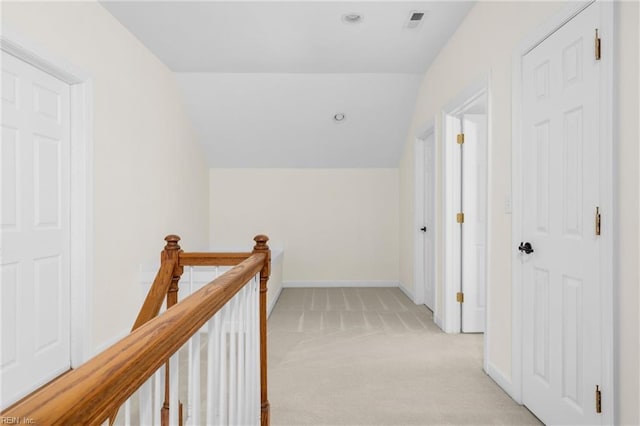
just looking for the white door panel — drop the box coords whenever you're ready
[521,3,601,424]
[1,51,71,408]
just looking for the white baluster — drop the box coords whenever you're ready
[219,303,229,425]
[236,287,246,424]
[154,367,163,424]
[253,276,260,424]
[229,294,239,425]
[187,267,199,426]
[190,328,201,425]
[139,378,153,425]
[206,311,219,425]
[124,397,131,426]
[169,352,179,426]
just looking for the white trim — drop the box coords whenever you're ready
[441,75,490,335]
[414,136,426,305]
[483,73,494,375]
[434,312,444,331]
[510,0,614,419]
[413,119,435,308]
[267,284,283,318]
[398,283,414,302]
[1,27,95,367]
[283,281,399,288]
[486,362,516,401]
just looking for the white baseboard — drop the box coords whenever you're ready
[397,283,415,302]
[434,314,444,331]
[486,362,519,403]
[283,280,399,288]
[268,285,283,318]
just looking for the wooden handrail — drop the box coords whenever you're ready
[130,258,175,331]
[1,252,266,425]
[179,251,252,266]
[130,235,183,332]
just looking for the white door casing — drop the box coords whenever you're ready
[441,78,490,335]
[516,1,613,423]
[1,51,72,407]
[461,114,487,333]
[422,131,436,311]
[413,123,437,316]
[0,30,94,409]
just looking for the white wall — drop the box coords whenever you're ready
[398,1,639,423]
[2,2,210,351]
[210,168,399,285]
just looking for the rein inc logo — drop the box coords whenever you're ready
[0,418,35,424]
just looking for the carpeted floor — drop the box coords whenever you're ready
[268,287,541,426]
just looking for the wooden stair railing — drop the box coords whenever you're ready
[1,235,271,426]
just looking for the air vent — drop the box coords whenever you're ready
[405,11,426,29]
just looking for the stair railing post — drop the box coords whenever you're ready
[161,235,184,426]
[252,235,270,426]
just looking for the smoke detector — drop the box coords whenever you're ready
[405,11,426,29]
[333,113,346,123]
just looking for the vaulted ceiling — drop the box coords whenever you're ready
[101,1,474,167]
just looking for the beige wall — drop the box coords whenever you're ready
[398,1,639,423]
[210,169,399,284]
[615,1,640,423]
[2,2,210,351]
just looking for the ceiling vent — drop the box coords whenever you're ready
[405,11,426,29]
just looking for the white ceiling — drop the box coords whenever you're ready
[176,73,423,167]
[101,1,475,167]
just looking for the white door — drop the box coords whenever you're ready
[521,3,602,424]
[461,114,487,333]
[1,51,72,408]
[422,132,435,311]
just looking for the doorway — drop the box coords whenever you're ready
[414,124,436,313]
[442,84,488,334]
[512,1,614,423]
[0,32,93,409]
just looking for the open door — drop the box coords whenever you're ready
[460,114,487,333]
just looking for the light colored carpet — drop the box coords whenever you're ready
[268,288,541,426]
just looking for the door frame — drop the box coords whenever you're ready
[510,1,614,421]
[1,28,95,367]
[413,120,437,316]
[441,75,490,335]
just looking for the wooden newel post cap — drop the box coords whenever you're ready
[253,235,269,251]
[164,235,181,251]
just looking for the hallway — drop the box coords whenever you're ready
[268,288,540,425]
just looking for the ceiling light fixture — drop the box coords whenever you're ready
[333,113,346,122]
[342,13,363,24]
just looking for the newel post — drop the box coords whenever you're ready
[163,235,184,310]
[252,235,271,426]
[161,235,184,426]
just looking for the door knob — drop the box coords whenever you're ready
[420,226,427,232]
[518,242,534,254]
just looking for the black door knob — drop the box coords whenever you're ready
[420,226,427,232]
[518,242,534,254]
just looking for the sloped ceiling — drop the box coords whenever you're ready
[101,1,475,167]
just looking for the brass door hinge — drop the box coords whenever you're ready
[456,292,464,303]
[595,29,601,60]
[595,207,601,236]
[595,385,602,413]
[456,212,465,223]
[457,133,465,144]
